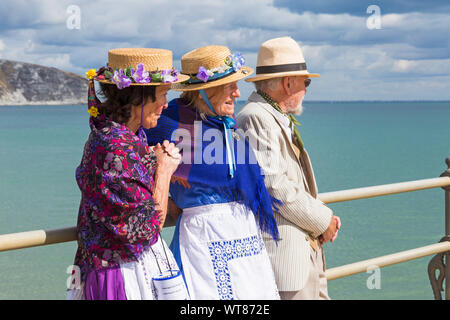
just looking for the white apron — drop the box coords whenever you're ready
[175,201,280,300]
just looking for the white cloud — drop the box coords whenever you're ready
[0,0,449,100]
[392,59,418,72]
[36,53,74,71]
[392,58,450,75]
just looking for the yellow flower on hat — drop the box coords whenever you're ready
[86,69,97,80]
[88,106,99,118]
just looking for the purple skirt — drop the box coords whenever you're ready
[84,266,127,300]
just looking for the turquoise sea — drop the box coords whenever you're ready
[0,100,449,300]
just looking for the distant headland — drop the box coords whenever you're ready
[0,59,87,106]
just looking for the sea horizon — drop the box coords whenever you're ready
[1,99,449,108]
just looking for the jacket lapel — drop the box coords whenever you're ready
[299,149,318,198]
[246,91,318,198]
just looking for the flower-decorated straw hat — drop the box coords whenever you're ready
[85,48,189,119]
[245,36,319,82]
[86,48,189,89]
[171,45,253,91]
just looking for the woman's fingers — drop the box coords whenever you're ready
[152,141,181,162]
[161,141,179,158]
[170,146,180,156]
[162,140,171,149]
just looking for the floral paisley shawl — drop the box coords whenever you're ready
[72,115,160,284]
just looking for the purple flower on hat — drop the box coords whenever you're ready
[172,67,180,81]
[161,68,179,83]
[111,69,132,89]
[196,66,210,82]
[131,63,150,84]
[231,52,245,71]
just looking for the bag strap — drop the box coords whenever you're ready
[149,233,174,276]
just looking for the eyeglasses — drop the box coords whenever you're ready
[304,78,311,88]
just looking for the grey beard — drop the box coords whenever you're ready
[290,103,303,116]
[287,97,304,116]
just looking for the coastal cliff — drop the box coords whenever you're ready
[0,59,87,105]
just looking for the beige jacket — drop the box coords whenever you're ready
[236,92,333,291]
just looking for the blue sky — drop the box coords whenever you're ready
[0,0,449,101]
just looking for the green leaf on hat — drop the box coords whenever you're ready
[151,72,162,82]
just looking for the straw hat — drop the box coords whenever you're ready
[171,45,253,91]
[92,48,189,87]
[245,37,319,83]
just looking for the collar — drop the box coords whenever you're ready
[256,90,291,129]
[265,100,291,131]
[250,90,304,151]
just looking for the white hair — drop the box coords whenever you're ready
[253,77,283,92]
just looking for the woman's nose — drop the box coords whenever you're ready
[162,96,168,109]
[233,86,240,98]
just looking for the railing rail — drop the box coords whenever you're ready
[325,241,450,281]
[0,227,76,252]
[1,158,450,299]
[1,176,448,252]
[319,176,450,204]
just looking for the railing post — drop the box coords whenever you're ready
[428,157,450,300]
[444,158,450,300]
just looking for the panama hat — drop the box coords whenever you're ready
[245,37,319,83]
[86,48,189,88]
[171,45,253,91]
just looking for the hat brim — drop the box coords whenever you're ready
[245,70,320,82]
[95,73,190,86]
[171,67,254,91]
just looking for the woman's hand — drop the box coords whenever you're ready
[153,140,181,176]
[151,141,181,231]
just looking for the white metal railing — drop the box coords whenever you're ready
[0,226,76,252]
[325,241,450,281]
[1,163,450,299]
[319,176,450,204]
[1,176,448,252]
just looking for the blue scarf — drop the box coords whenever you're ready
[146,98,280,241]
